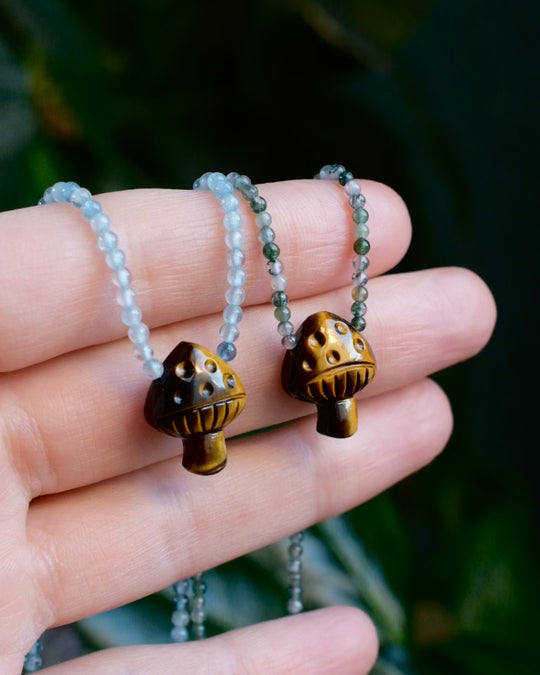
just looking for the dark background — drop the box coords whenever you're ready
[1,1,538,673]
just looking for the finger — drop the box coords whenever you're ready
[28,378,452,626]
[39,608,378,675]
[6,267,494,497]
[0,179,410,371]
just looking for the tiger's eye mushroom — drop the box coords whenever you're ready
[281,311,376,438]
[144,341,246,475]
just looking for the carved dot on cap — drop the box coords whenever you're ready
[335,322,348,335]
[302,359,313,372]
[200,382,214,398]
[308,331,327,348]
[175,361,194,379]
[354,337,366,353]
[173,392,183,405]
[205,359,217,373]
[225,374,236,387]
[326,350,341,365]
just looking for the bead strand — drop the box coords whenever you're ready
[170,579,191,643]
[23,639,42,672]
[39,181,164,379]
[227,172,297,350]
[193,172,247,362]
[190,572,207,640]
[286,532,304,614]
[315,165,370,332]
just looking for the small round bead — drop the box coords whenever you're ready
[288,543,303,556]
[121,305,143,326]
[353,223,370,239]
[142,358,164,379]
[223,211,242,231]
[220,194,240,212]
[90,213,111,234]
[271,291,288,307]
[271,274,287,291]
[81,199,102,219]
[227,248,245,267]
[274,306,291,322]
[170,626,189,642]
[225,286,246,305]
[51,181,66,202]
[258,226,275,244]
[351,316,367,332]
[250,196,267,213]
[267,260,283,276]
[98,230,118,251]
[208,172,233,196]
[37,198,46,205]
[105,248,126,270]
[133,343,154,361]
[277,321,294,336]
[353,255,369,273]
[112,267,132,288]
[344,180,361,196]
[352,271,368,287]
[70,187,92,207]
[239,183,258,200]
[255,211,272,228]
[352,207,369,224]
[339,170,354,186]
[352,285,368,302]
[226,171,240,184]
[223,304,243,323]
[353,238,371,255]
[219,323,240,342]
[193,171,212,190]
[287,598,303,614]
[287,557,302,573]
[217,341,236,361]
[318,164,334,180]
[128,322,150,344]
[351,301,367,317]
[225,230,244,249]
[349,193,366,209]
[227,266,247,287]
[171,610,190,627]
[117,287,137,307]
[234,174,251,190]
[190,608,206,623]
[282,335,297,349]
[42,187,54,203]
[330,163,345,177]
[63,181,80,199]
[262,242,280,261]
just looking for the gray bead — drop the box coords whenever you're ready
[287,598,303,614]
[170,626,189,642]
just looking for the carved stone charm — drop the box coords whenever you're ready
[144,341,246,475]
[281,311,376,438]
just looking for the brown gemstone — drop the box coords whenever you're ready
[281,311,376,437]
[144,342,246,475]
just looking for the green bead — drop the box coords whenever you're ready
[251,196,267,213]
[339,170,354,186]
[352,208,369,224]
[353,238,370,255]
[351,301,367,316]
[271,291,289,307]
[240,183,258,200]
[263,242,280,261]
[352,286,368,302]
[274,306,291,322]
[351,316,366,332]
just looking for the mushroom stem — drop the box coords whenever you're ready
[181,432,227,475]
[316,398,358,438]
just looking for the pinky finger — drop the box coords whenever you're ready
[40,607,378,675]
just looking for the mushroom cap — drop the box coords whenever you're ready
[281,311,376,403]
[144,341,246,438]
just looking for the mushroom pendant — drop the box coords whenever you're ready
[281,311,376,438]
[144,342,246,475]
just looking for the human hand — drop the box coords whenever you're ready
[0,179,495,673]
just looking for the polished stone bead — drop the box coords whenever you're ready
[281,334,297,349]
[339,170,354,186]
[225,286,246,305]
[278,321,294,336]
[344,180,361,196]
[81,199,102,219]
[255,211,272,228]
[258,226,275,244]
[250,196,267,213]
[354,222,370,239]
[267,260,283,276]
[274,306,291,322]
[271,274,287,291]
[349,193,366,209]
[351,316,367,331]
[352,285,368,302]
[271,291,288,307]
[217,341,237,361]
[353,238,370,255]
[352,207,369,224]
[90,213,111,234]
[263,242,280,261]
[351,301,367,316]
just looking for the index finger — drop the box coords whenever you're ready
[0,179,410,371]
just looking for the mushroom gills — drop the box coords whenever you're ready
[144,341,246,475]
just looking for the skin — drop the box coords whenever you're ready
[0,179,496,674]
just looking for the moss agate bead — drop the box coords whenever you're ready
[263,242,280,261]
[353,238,370,255]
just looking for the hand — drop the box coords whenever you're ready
[0,179,495,674]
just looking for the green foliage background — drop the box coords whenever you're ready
[1,0,538,672]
